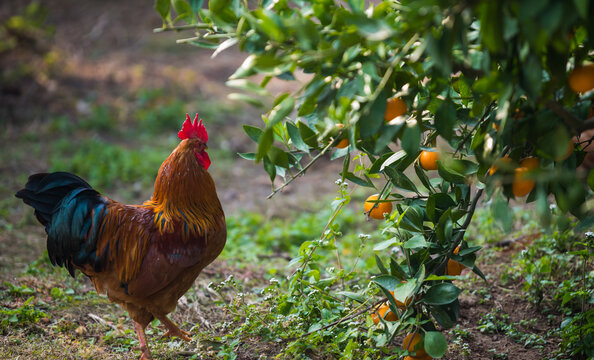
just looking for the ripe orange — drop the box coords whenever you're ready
[569,64,594,93]
[419,150,440,170]
[404,355,432,360]
[489,156,512,176]
[512,167,535,197]
[404,356,432,360]
[519,157,539,170]
[384,97,407,122]
[335,138,349,148]
[555,141,574,161]
[445,245,465,276]
[389,290,413,309]
[402,332,427,358]
[371,303,398,325]
[364,194,393,219]
[492,122,500,131]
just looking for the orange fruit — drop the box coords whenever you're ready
[371,303,398,325]
[512,167,535,197]
[446,259,464,276]
[419,150,440,170]
[555,141,574,161]
[384,97,407,122]
[492,122,500,131]
[519,157,539,170]
[489,156,512,176]
[364,194,392,220]
[404,356,432,360]
[445,245,465,276]
[402,332,427,358]
[569,65,594,93]
[335,138,349,148]
[389,290,413,309]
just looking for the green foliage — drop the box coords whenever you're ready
[0,296,48,329]
[156,0,594,355]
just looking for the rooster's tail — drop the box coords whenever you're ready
[16,172,108,276]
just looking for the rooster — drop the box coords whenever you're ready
[15,114,226,360]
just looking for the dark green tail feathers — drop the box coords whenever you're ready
[16,172,108,276]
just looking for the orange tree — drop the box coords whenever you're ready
[155,0,594,358]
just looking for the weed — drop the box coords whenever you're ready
[0,296,48,329]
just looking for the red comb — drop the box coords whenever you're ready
[178,113,208,142]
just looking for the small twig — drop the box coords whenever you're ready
[267,140,335,199]
[153,23,212,33]
[88,313,120,333]
[283,299,383,342]
[454,101,495,155]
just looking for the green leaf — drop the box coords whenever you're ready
[575,214,594,232]
[243,125,263,142]
[478,1,504,53]
[422,283,461,305]
[435,99,456,140]
[492,194,512,232]
[228,93,264,107]
[430,306,454,329]
[404,235,427,249]
[189,0,204,13]
[437,161,466,184]
[375,254,388,274]
[425,331,448,358]
[237,152,255,160]
[173,0,193,22]
[287,122,309,153]
[209,0,230,15]
[344,172,374,187]
[154,0,170,20]
[297,121,318,148]
[262,155,276,182]
[226,79,271,97]
[256,128,274,162]
[401,122,421,156]
[336,291,366,303]
[574,0,589,18]
[269,95,294,125]
[374,239,398,251]
[267,146,289,168]
[426,193,456,222]
[384,167,419,193]
[359,92,387,138]
[520,53,542,98]
[372,275,401,293]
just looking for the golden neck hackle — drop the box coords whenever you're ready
[144,139,224,240]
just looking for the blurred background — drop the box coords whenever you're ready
[0,0,350,271]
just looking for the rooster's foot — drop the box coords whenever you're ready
[156,315,192,342]
[162,328,192,342]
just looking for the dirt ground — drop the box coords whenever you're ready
[0,1,575,359]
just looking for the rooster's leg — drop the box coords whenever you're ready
[133,321,152,360]
[156,315,192,341]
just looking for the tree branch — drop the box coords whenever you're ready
[267,140,335,199]
[431,187,484,276]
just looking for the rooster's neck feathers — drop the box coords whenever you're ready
[144,139,223,240]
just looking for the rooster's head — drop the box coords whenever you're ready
[178,113,210,170]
